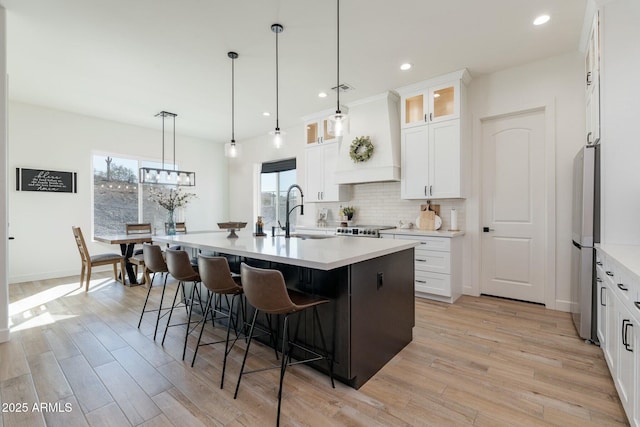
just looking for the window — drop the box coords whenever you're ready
[93,155,139,235]
[93,155,177,235]
[260,158,297,230]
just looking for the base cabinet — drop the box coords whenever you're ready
[596,246,640,426]
[386,233,462,303]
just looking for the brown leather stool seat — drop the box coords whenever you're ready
[162,249,203,360]
[234,262,334,426]
[137,244,170,340]
[191,255,245,389]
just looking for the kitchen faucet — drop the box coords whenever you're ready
[285,184,304,238]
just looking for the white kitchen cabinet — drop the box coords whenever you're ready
[304,142,350,203]
[585,11,600,145]
[596,254,608,353]
[303,108,346,145]
[400,80,460,129]
[400,119,461,199]
[596,245,640,426]
[397,69,470,200]
[389,233,462,303]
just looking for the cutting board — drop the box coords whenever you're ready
[418,203,440,231]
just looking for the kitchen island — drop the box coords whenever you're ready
[154,232,418,389]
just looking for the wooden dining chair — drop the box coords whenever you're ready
[126,223,152,281]
[72,226,126,291]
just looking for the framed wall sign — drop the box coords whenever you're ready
[16,168,78,193]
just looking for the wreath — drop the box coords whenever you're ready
[349,136,374,163]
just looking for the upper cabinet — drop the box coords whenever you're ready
[585,11,600,145]
[304,142,350,202]
[303,108,347,145]
[396,69,471,199]
[401,80,460,129]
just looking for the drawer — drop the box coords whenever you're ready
[396,235,451,252]
[414,250,450,274]
[415,271,451,297]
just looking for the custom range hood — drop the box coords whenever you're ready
[334,91,401,184]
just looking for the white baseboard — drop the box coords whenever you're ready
[554,299,573,313]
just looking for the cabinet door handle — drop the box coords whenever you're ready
[635,301,640,311]
[586,71,592,86]
[586,132,593,144]
[596,277,602,283]
[430,113,433,121]
[600,286,606,306]
[429,185,433,196]
[424,114,427,123]
[419,242,428,245]
[416,280,427,284]
[617,283,628,292]
[596,261,603,266]
[415,259,427,262]
[424,186,427,196]
[622,320,633,352]
[606,271,614,277]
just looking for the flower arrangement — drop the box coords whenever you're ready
[148,186,197,211]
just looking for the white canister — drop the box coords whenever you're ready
[450,208,458,231]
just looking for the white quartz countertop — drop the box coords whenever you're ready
[153,232,419,270]
[597,243,640,279]
[380,229,465,238]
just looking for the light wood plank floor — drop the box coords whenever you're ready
[1,273,628,426]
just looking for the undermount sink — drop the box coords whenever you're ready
[278,233,335,240]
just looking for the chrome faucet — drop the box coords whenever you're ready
[285,184,304,238]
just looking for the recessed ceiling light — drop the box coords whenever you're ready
[262,112,271,117]
[533,15,550,26]
[400,63,412,71]
[318,92,328,98]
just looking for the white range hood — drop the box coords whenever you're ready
[334,91,401,184]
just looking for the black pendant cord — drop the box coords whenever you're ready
[231,55,235,143]
[275,27,280,131]
[161,113,165,169]
[172,114,176,171]
[336,0,341,114]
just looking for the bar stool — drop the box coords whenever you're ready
[191,255,245,388]
[137,244,170,340]
[234,263,335,426]
[162,249,203,360]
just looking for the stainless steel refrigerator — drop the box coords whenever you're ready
[571,143,600,343]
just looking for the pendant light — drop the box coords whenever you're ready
[328,0,348,137]
[268,23,285,149]
[139,111,196,186]
[225,51,242,158]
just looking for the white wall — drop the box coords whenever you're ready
[599,0,640,245]
[7,102,228,283]
[467,52,585,309]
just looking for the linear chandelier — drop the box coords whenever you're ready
[139,111,196,186]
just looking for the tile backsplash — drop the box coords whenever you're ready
[300,181,466,231]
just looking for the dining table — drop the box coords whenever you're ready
[93,233,154,285]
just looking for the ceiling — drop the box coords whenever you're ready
[0,0,587,144]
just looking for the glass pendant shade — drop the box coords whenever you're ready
[269,128,286,149]
[224,141,241,158]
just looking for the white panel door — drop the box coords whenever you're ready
[481,109,546,303]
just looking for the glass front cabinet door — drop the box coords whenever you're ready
[401,80,460,129]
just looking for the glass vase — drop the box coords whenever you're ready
[167,210,176,235]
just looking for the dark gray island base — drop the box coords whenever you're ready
[239,248,415,389]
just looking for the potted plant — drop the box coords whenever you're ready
[148,186,197,235]
[342,206,355,221]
